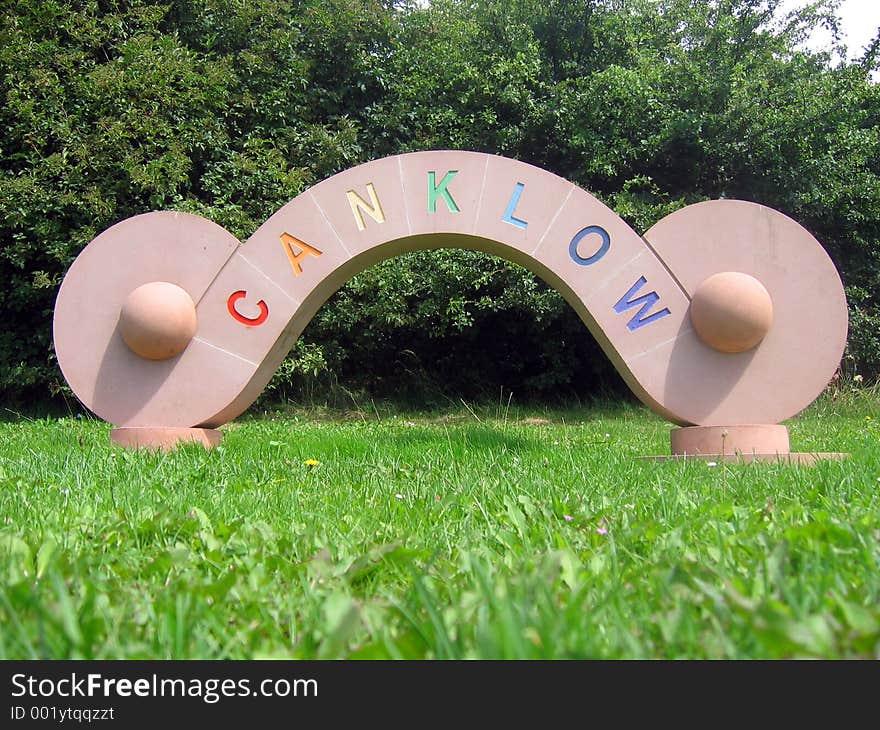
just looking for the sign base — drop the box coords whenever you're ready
[641,451,848,464]
[639,424,847,463]
[672,424,790,455]
[110,427,223,451]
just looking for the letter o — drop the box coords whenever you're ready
[569,225,611,266]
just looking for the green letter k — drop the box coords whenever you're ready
[428,171,460,213]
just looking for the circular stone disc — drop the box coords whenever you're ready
[53,212,243,427]
[643,200,848,425]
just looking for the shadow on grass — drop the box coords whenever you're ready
[228,421,542,456]
[385,425,539,454]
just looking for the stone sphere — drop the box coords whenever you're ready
[119,282,197,360]
[690,272,773,353]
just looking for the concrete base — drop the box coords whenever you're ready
[672,424,790,456]
[641,452,848,464]
[110,427,223,451]
[638,424,847,463]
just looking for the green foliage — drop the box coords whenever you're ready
[2,0,879,404]
[304,249,621,401]
[0,397,879,658]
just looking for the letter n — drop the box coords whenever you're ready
[346,183,386,231]
[613,276,671,331]
[280,232,322,276]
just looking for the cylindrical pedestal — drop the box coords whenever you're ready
[671,424,790,456]
[110,427,222,451]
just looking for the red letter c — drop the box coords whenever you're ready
[227,290,268,326]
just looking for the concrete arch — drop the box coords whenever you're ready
[53,151,847,430]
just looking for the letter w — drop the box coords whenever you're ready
[613,276,671,331]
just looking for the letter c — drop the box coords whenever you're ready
[227,290,269,326]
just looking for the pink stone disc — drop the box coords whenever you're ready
[643,200,848,425]
[53,211,245,427]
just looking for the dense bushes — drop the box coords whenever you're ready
[1,0,878,406]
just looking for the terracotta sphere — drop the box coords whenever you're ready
[690,272,773,353]
[119,281,198,360]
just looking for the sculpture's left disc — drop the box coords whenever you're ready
[53,212,248,427]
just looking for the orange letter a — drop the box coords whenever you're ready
[280,232,322,276]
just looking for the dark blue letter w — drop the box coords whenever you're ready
[613,276,671,332]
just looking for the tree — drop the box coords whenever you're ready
[1,0,878,407]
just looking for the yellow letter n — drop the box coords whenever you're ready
[346,183,386,231]
[280,232,322,276]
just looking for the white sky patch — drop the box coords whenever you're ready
[777,0,880,60]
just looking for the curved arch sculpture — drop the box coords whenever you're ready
[53,151,848,458]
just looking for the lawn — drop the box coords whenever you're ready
[0,391,878,659]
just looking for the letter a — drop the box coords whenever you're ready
[280,232,322,276]
[346,183,386,231]
[613,276,671,331]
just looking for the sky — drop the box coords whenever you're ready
[778,0,879,62]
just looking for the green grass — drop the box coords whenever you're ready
[0,392,878,659]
